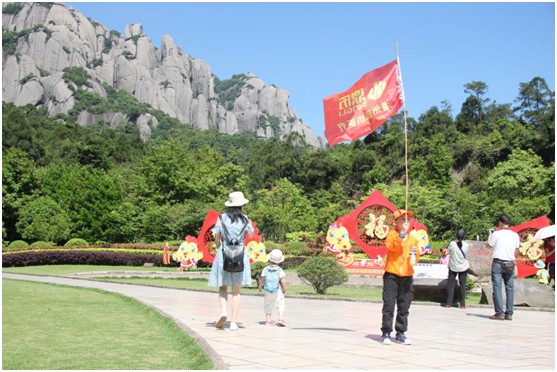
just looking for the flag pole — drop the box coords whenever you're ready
[396,43,409,222]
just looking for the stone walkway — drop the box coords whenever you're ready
[3,273,555,370]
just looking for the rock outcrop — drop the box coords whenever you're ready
[2,2,324,147]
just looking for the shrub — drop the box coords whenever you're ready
[2,3,23,15]
[65,238,89,246]
[30,241,55,247]
[62,66,92,88]
[214,74,248,106]
[283,241,307,256]
[102,37,113,54]
[250,261,267,287]
[298,248,325,257]
[19,73,35,84]
[285,231,318,242]
[466,275,475,291]
[419,255,441,264]
[297,256,348,294]
[122,50,135,60]
[263,241,285,250]
[7,240,29,248]
[281,256,307,269]
[2,250,163,267]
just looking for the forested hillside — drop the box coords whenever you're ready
[2,78,555,246]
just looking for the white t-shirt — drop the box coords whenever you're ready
[488,229,520,261]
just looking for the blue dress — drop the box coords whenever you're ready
[208,213,254,287]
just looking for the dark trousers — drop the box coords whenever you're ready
[381,272,413,334]
[446,269,468,306]
[547,263,555,285]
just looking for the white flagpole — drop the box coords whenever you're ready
[396,43,410,222]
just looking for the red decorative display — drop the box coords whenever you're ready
[329,189,430,275]
[510,215,551,278]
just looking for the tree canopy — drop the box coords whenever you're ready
[2,77,555,245]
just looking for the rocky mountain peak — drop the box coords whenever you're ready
[2,2,324,147]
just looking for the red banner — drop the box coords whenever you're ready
[323,59,403,147]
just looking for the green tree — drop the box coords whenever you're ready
[292,148,342,192]
[38,163,123,242]
[16,196,71,244]
[309,181,354,234]
[409,134,453,188]
[414,105,455,138]
[101,201,142,243]
[2,148,38,241]
[481,149,554,224]
[446,186,490,240]
[514,77,555,164]
[244,138,303,191]
[2,103,46,161]
[456,81,490,133]
[249,179,317,241]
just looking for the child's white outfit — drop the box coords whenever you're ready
[262,265,286,315]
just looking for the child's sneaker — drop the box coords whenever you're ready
[395,332,412,345]
[277,319,286,327]
[229,322,239,331]
[380,332,391,345]
[265,320,275,326]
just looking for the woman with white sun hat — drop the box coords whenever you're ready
[208,191,254,331]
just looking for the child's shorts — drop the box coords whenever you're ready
[264,288,285,314]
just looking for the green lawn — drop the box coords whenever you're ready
[2,279,215,370]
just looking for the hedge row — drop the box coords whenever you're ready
[3,248,165,257]
[2,250,165,267]
[2,249,305,269]
[2,244,176,254]
[1,250,216,268]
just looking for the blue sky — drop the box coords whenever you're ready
[67,2,555,138]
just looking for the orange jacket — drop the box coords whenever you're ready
[384,229,420,277]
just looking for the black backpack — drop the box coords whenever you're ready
[219,216,249,273]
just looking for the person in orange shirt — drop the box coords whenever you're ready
[379,209,420,346]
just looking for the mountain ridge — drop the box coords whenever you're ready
[2,2,324,147]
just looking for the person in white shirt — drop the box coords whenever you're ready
[487,215,520,321]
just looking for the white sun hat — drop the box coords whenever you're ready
[268,249,285,264]
[224,191,249,207]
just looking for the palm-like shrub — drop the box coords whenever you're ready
[297,256,348,294]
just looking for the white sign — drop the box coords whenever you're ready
[413,263,449,279]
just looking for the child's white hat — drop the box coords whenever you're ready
[534,260,545,269]
[268,249,284,264]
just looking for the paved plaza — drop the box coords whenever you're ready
[3,273,555,370]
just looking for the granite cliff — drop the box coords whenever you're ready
[2,2,323,146]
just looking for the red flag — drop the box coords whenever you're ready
[323,59,403,147]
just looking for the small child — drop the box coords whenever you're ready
[439,248,449,265]
[535,260,549,286]
[258,249,287,326]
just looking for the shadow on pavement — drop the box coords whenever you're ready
[290,327,354,332]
